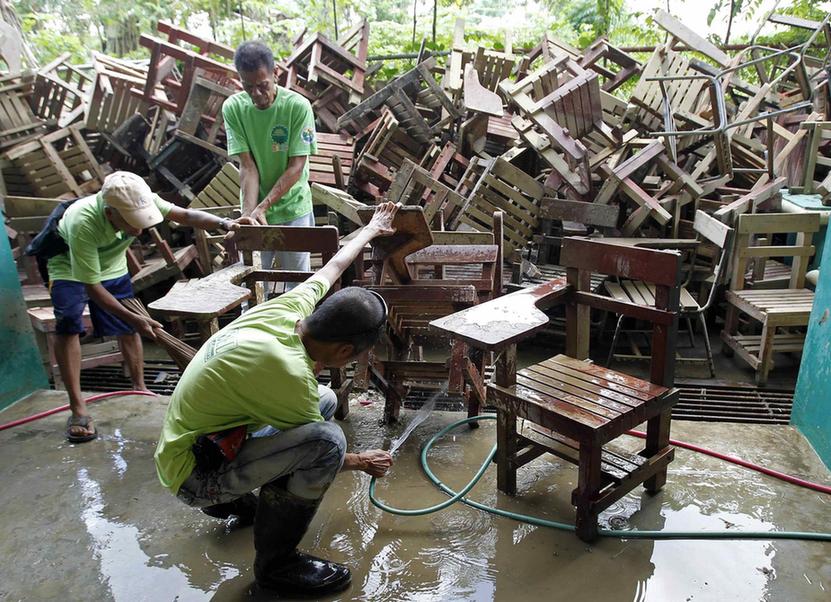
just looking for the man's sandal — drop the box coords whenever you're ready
[66,415,97,443]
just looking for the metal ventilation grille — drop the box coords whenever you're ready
[672,381,793,424]
[73,363,793,425]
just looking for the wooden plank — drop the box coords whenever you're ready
[539,198,619,228]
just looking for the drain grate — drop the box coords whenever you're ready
[673,381,793,424]
[72,364,793,425]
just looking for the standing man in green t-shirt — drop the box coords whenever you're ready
[45,171,243,443]
[223,41,318,290]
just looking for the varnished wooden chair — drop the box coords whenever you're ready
[432,237,682,542]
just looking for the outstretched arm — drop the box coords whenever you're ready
[316,202,399,288]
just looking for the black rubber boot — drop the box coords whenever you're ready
[250,481,351,598]
[202,492,258,527]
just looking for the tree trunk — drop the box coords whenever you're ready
[0,0,39,69]
[725,0,735,45]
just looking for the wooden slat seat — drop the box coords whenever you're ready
[726,289,814,321]
[607,280,699,311]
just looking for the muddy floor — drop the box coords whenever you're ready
[0,389,829,601]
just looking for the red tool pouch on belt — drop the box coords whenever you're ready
[192,426,247,472]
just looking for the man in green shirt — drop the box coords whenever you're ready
[46,171,242,443]
[223,41,318,290]
[155,203,399,598]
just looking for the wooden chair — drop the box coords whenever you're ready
[2,124,104,197]
[126,226,198,293]
[149,224,352,417]
[285,20,370,107]
[451,155,544,256]
[138,34,240,117]
[502,59,620,198]
[337,57,460,144]
[606,210,734,376]
[84,55,153,135]
[28,306,124,388]
[31,53,92,128]
[385,158,468,228]
[511,197,619,294]
[352,108,439,198]
[594,139,702,237]
[721,212,820,385]
[308,132,354,190]
[0,71,47,150]
[431,237,682,542]
[359,207,504,422]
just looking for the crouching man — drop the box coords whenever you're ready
[154,203,399,598]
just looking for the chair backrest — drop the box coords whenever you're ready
[407,211,504,301]
[560,236,681,387]
[729,212,820,291]
[309,133,354,189]
[233,225,340,302]
[540,70,602,139]
[691,209,734,309]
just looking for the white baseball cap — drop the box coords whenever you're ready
[101,171,163,229]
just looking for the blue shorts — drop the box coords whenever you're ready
[50,274,135,337]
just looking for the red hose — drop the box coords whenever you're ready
[0,390,157,432]
[1,393,828,496]
[628,429,831,495]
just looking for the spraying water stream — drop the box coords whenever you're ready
[387,387,446,456]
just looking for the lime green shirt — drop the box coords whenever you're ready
[154,275,331,493]
[222,87,318,225]
[46,193,174,284]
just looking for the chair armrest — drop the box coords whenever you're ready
[430,277,569,351]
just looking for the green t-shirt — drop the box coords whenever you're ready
[223,87,318,225]
[46,193,174,284]
[154,275,331,494]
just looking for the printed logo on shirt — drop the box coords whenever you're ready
[300,126,315,144]
[204,328,239,361]
[270,124,289,152]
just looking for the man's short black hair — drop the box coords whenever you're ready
[234,41,275,73]
[305,287,386,354]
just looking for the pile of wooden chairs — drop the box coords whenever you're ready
[5,9,831,397]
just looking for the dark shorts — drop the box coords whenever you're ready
[50,274,135,337]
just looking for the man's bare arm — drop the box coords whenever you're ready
[85,283,161,339]
[237,152,261,220]
[166,205,241,233]
[315,202,399,287]
[248,155,307,224]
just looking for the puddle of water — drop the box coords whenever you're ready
[76,467,225,601]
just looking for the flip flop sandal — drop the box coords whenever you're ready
[66,415,97,444]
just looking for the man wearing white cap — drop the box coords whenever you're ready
[45,171,242,443]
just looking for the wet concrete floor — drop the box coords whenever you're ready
[0,389,829,601]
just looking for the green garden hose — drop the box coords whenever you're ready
[369,415,831,542]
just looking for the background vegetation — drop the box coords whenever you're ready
[9,0,829,72]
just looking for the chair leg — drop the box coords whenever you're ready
[756,320,776,387]
[698,312,715,377]
[684,316,696,348]
[496,409,517,495]
[606,315,624,366]
[644,411,672,493]
[722,305,739,358]
[575,444,603,542]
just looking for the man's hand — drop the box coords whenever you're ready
[132,316,162,340]
[250,204,269,225]
[342,450,393,477]
[224,216,257,241]
[365,202,399,238]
